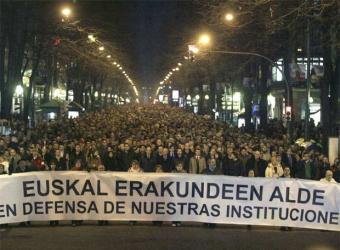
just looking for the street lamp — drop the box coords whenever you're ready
[198,34,211,46]
[61,7,71,18]
[225,13,234,22]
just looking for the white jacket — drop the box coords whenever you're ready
[265,163,283,178]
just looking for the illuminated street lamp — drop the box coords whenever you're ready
[61,7,71,18]
[225,13,234,22]
[204,94,210,100]
[98,46,104,51]
[198,34,211,46]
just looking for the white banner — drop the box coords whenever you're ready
[0,172,339,231]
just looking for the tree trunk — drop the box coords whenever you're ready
[1,3,29,118]
[23,42,42,126]
[43,54,53,103]
[209,79,216,119]
[244,87,253,132]
[259,62,270,131]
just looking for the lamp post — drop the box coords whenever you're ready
[304,18,311,141]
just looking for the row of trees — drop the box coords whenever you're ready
[0,1,135,124]
[168,0,339,149]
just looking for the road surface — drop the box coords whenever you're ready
[0,222,339,250]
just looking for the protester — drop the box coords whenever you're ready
[332,158,340,183]
[128,160,143,225]
[201,158,222,228]
[0,154,9,174]
[140,146,154,172]
[265,156,284,178]
[71,159,84,227]
[320,170,337,184]
[128,160,143,173]
[189,147,206,174]
[295,153,317,180]
[97,164,109,226]
[0,164,7,175]
[8,148,21,174]
[171,161,187,227]
[246,151,267,177]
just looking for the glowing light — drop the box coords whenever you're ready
[225,13,234,22]
[198,34,211,46]
[99,46,104,51]
[61,7,71,18]
[233,92,241,101]
[106,55,111,58]
[188,45,199,54]
[204,94,209,100]
[15,85,24,96]
[88,35,96,42]
[195,94,200,100]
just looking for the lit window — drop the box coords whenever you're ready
[272,59,283,82]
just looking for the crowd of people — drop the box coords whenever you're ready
[0,104,339,227]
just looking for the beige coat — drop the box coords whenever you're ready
[189,156,206,174]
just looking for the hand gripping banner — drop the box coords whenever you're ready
[0,172,339,231]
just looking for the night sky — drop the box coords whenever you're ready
[74,0,201,88]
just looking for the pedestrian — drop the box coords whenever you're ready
[201,158,222,228]
[97,164,109,226]
[171,161,187,227]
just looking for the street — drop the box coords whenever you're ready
[0,222,339,250]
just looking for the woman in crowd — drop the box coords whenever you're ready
[265,156,284,178]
